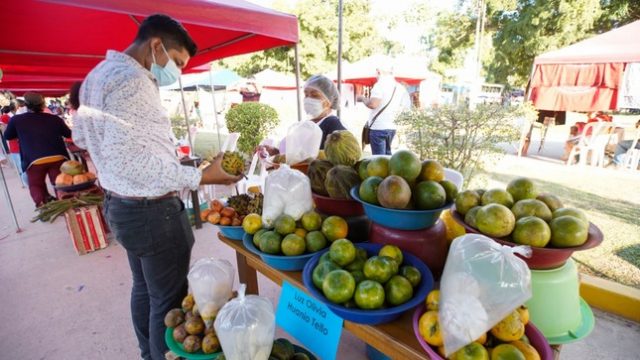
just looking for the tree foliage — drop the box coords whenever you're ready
[225,103,280,154]
[220,0,381,79]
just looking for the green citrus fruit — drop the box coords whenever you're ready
[354,280,385,310]
[357,159,371,180]
[476,204,516,238]
[511,199,552,222]
[536,193,564,212]
[552,208,588,224]
[329,239,356,266]
[312,261,340,289]
[281,234,306,256]
[378,244,403,265]
[356,248,368,260]
[455,190,481,215]
[475,189,486,197]
[322,270,356,304]
[451,342,490,360]
[389,150,422,182]
[259,231,282,254]
[319,251,333,264]
[439,179,458,203]
[512,216,551,247]
[384,275,414,306]
[367,156,390,178]
[491,344,525,360]
[274,214,296,235]
[242,213,262,234]
[550,215,589,247]
[418,159,445,182]
[400,265,422,287]
[464,206,482,229]
[305,231,328,253]
[359,176,383,205]
[350,270,366,284]
[481,189,515,208]
[253,229,268,248]
[321,216,349,242]
[507,177,538,202]
[413,180,447,210]
[363,256,395,283]
[301,211,323,231]
[345,256,366,272]
[380,255,400,275]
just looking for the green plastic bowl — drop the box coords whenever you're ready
[527,259,595,344]
[165,327,220,359]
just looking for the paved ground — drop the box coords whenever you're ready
[0,158,639,359]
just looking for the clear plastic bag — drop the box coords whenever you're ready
[214,284,275,360]
[439,234,532,356]
[285,120,322,165]
[262,164,313,226]
[187,258,235,329]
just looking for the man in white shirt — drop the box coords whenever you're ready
[358,65,411,155]
[75,15,242,360]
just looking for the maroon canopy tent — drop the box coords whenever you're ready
[0,0,299,96]
[528,20,640,112]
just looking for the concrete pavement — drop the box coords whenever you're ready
[0,163,638,359]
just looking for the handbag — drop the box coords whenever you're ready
[361,85,397,149]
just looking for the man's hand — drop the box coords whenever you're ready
[255,145,279,159]
[200,153,244,185]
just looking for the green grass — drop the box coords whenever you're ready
[471,171,640,289]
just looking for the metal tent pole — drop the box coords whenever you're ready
[178,76,194,150]
[208,69,223,151]
[0,164,21,232]
[294,44,302,122]
[337,0,344,118]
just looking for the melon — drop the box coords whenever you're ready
[377,175,412,209]
[324,130,361,167]
[307,160,334,195]
[324,165,361,200]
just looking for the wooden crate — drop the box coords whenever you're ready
[64,205,109,255]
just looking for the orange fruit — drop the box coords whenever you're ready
[549,215,589,247]
[274,214,296,235]
[481,189,514,208]
[413,180,447,210]
[536,193,563,212]
[312,261,340,289]
[384,275,414,306]
[490,344,525,360]
[367,156,390,178]
[363,256,395,283]
[476,204,516,238]
[301,210,323,231]
[252,229,268,248]
[425,289,440,311]
[400,265,422,287]
[305,231,327,253]
[329,239,356,266]
[418,310,443,346]
[281,234,306,256]
[517,305,530,325]
[321,216,348,242]
[512,216,551,247]
[441,209,466,243]
[418,159,445,182]
[258,231,282,254]
[452,341,490,360]
[439,179,459,203]
[552,208,588,224]
[242,213,262,235]
[378,244,403,265]
[507,177,538,202]
[354,280,385,309]
[491,311,525,342]
[455,190,481,215]
[511,199,552,222]
[509,340,540,360]
[294,228,308,238]
[322,270,355,304]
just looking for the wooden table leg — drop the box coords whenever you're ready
[191,189,202,229]
[236,252,259,295]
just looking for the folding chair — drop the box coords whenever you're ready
[566,122,614,167]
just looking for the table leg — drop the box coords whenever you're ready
[191,189,202,229]
[236,252,259,295]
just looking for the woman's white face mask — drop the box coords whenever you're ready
[304,97,325,118]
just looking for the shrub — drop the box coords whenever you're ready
[225,102,280,154]
[395,103,537,184]
[171,114,188,140]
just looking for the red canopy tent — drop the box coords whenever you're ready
[528,20,640,112]
[328,55,433,87]
[0,0,298,96]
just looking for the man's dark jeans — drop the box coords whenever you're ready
[369,129,396,155]
[103,194,194,360]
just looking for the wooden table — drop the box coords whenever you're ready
[218,233,430,360]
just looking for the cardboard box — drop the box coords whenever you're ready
[64,205,109,255]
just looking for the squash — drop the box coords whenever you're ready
[72,174,90,185]
[55,173,74,186]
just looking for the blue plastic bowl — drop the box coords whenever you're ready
[350,187,451,230]
[217,225,246,240]
[302,243,434,325]
[243,233,318,271]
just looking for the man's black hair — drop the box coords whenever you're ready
[135,14,197,57]
[69,82,82,110]
[8,103,16,112]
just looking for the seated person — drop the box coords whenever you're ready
[260,74,346,157]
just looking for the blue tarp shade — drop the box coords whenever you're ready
[164,69,241,91]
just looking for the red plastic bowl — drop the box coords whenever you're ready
[451,207,603,270]
[412,304,554,360]
[312,192,364,217]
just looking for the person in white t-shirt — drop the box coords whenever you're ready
[357,65,411,155]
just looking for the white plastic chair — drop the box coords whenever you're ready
[621,131,640,171]
[566,122,614,167]
[444,168,464,189]
[237,152,268,194]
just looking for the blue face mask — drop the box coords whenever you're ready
[150,43,181,86]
